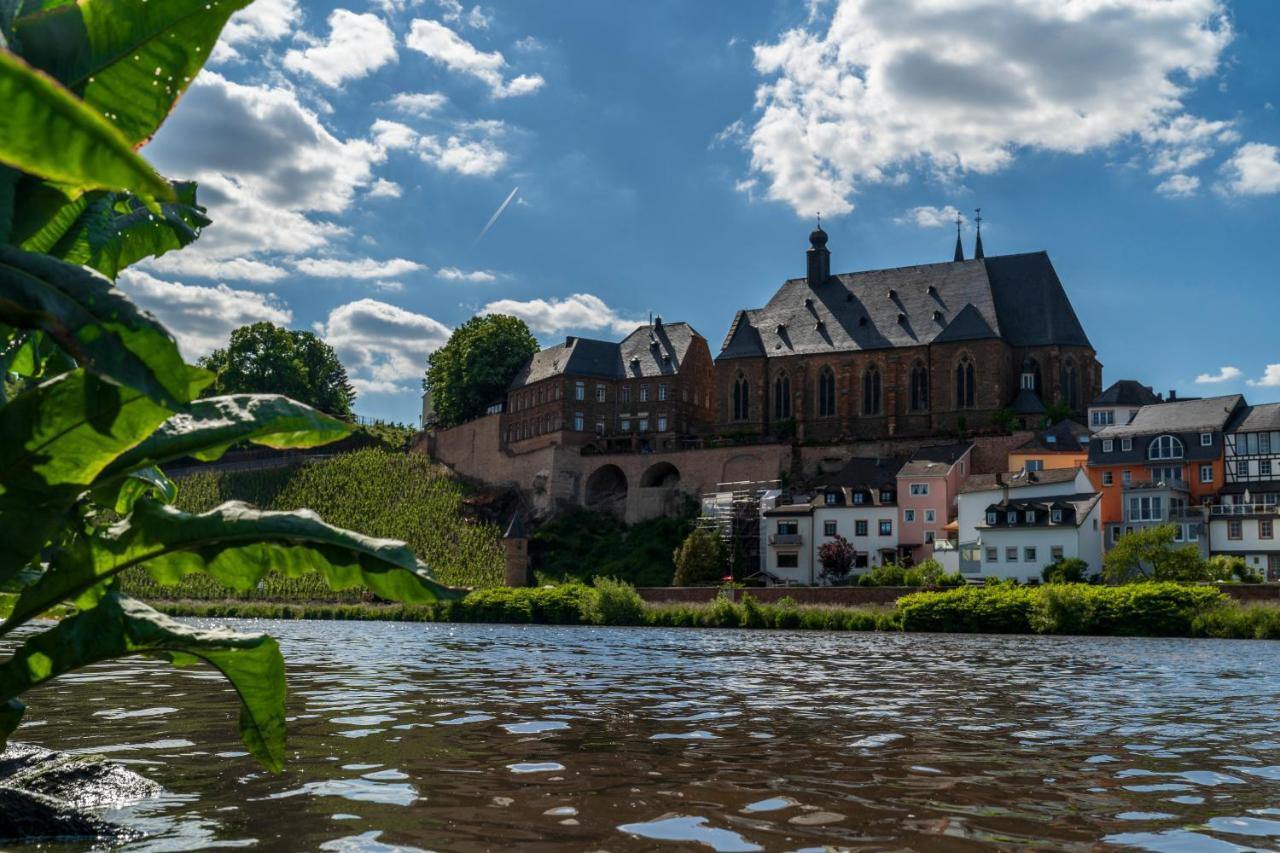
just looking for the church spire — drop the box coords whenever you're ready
[973,207,985,260]
[953,212,964,262]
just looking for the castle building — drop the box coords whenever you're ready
[713,227,1101,441]
[502,318,716,453]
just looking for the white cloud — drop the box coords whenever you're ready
[372,280,405,292]
[295,257,425,278]
[895,205,963,228]
[1156,173,1200,197]
[418,132,507,175]
[118,270,291,358]
[315,299,451,394]
[480,293,641,337]
[1143,115,1237,176]
[513,36,544,52]
[213,0,298,63]
[367,178,403,199]
[142,253,289,283]
[436,266,496,282]
[1248,365,1280,388]
[745,0,1232,215]
[1195,365,1241,384]
[1220,143,1280,196]
[466,6,491,29]
[372,118,418,151]
[283,10,398,87]
[405,19,544,98]
[383,91,449,118]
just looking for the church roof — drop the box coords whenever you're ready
[1091,379,1162,407]
[510,322,705,388]
[715,252,1091,361]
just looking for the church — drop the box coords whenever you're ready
[714,222,1101,442]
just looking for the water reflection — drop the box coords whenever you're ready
[6,621,1280,851]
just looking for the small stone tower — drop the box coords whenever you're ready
[503,513,529,587]
[806,223,830,286]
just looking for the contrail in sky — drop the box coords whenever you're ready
[474,186,519,245]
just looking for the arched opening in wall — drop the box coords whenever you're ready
[640,461,681,488]
[585,464,628,511]
[721,453,766,485]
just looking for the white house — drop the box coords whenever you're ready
[1087,380,1162,433]
[956,467,1103,581]
[1207,505,1280,581]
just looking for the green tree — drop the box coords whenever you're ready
[1104,524,1208,583]
[1043,402,1075,424]
[1042,557,1090,584]
[201,322,356,420]
[991,408,1018,434]
[672,529,724,586]
[0,2,458,772]
[424,314,538,428]
[1206,554,1263,584]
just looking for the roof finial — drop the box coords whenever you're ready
[953,211,965,262]
[973,207,985,260]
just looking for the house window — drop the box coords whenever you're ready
[986,511,998,525]
[1200,432,1212,447]
[1007,512,1018,525]
[621,419,631,432]
[1261,520,1274,539]
[925,509,936,523]
[1025,510,1036,523]
[1237,459,1250,478]
[1187,523,1198,541]
[638,418,649,432]
[640,385,650,402]
[776,553,799,569]
[1262,433,1272,454]
[575,381,585,401]
[657,415,667,432]
[1005,547,1018,562]
[1051,546,1064,562]
[818,366,837,417]
[986,547,998,563]
[955,356,976,409]
[1228,520,1242,540]
[925,531,936,544]
[595,421,605,435]
[853,492,865,505]
[621,386,631,404]
[904,509,916,522]
[732,372,749,421]
[825,492,840,505]
[910,483,929,496]
[880,490,893,503]
[658,384,668,401]
[1024,547,1037,563]
[596,385,606,402]
[574,412,584,431]
[1262,460,1273,478]
[1025,460,1044,472]
[1200,464,1214,484]
[855,520,868,536]
[862,365,881,415]
[878,519,892,536]
[777,520,798,535]
[1127,495,1164,522]
[1122,470,1132,486]
[1121,438,1132,452]
[1103,440,1114,452]
[1103,471,1114,486]
[1051,509,1063,523]
[1148,434,1185,460]
[774,373,791,420]
[824,520,838,536]
[910,362,929,411]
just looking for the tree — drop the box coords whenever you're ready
[424,314,538,428]
[201,323,356,420]
[0,5,457,773]
[991,408,1018,434]
[1206,555,1263,584]
[1042,557,1090,584]
[1104,524,1208,583]
[1043,402,1075,424]
[818,535,855,584]
[672,529,724,586]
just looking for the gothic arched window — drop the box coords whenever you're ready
[732,372,749,421]
[955,356,976,409]
[1060,359,1079,410]
[910,361,929,411]
[818,366,837,417]
[774,372,791,420]
[862,365,881,415]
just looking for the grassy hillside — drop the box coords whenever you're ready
[122,449,504,600]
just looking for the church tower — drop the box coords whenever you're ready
[806,223,830,286]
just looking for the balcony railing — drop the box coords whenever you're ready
[1211,503,1280,517]
[769,534,804,546]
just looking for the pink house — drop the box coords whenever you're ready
[896,443,973,563]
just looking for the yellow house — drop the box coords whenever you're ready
[1007,420,1090,473]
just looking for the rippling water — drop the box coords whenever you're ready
[8,620,1280,851]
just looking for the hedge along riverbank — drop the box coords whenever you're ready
[148,581,1280,640]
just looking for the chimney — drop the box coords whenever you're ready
[565,335,576,347]
[1169,389,1177,401]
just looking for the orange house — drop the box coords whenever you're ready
[1008,420,1091,473]
[1086,396,1243,546]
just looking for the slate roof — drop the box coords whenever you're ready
[898,443,972,477]
[1094,395,1245,439]
[1010,387,1047,415]
[1228,402,1280,433]
[510,321,705,388]
[1015,420,1091,453]
[1091,379,1162,408]
[826,456,907,490]
[977,492,1101,529]
[716,252,1091,361]
[961,466,1084,494]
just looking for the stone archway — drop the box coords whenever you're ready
[721,453,766,485]
[585,464,628,515]
[640,461,681,489]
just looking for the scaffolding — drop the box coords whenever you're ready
[695,479,779,579]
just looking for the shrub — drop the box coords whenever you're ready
[1192,603,1280,640]
[898,586,1038,633]
[818,535,856,584]
[741,593,769,628]
[859,563,909,586]
[581,577,646,626]
[772,596,802,629]
[1206,555,1263,584]
[673,528,725,586]
[1042,558,1090,584]
[706,593,743,628]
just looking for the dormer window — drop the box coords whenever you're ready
[986,511,998,525]
[825,492,840,505]
[933,310,943,323]
[1149,434,1185,460]
[1200,433,1212,446]
[880,491,892,503]
[853,492,865,505]
[1103,440,1114,452]
[1121,438,1132,452]
[1051,509,1063,523]
[1025,510,1036,523]
[1007,512,1018,524]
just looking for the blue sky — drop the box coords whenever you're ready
[121,0,1280,423]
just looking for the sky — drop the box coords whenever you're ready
[122,0,1280,424]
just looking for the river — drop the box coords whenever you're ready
[8,620,1280,851]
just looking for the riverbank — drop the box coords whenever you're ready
[147,582,1280,640]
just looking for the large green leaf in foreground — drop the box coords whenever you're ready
[14,0,255,146]
[0,369,172,580]
[0,244,209,406]
[0,592,286,770]
[2,499,461,634]
[0,48,174,199]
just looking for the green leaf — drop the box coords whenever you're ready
[2,499,461,636]
[92,465,176,514]
[99,394,355,483]
[0,243,211,406]
[9,178,89,253]
[0,592,286,771]
[0,48,174,199]
[45,181,210,278]
[0,368,173,580]
[0,164,17,243]
[14,0,254,146]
